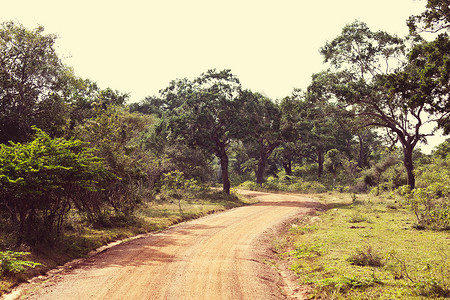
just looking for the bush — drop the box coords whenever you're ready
[398,156,450,230]
[408,188,449,230]
[350,180,368,193]
[292,164,319,180]
[238,180,261,191]
[0,127,115,245]
[260,175,327,193]
[0,251,41,275]
[347,245,384,267]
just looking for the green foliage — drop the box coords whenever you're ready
[433,138,450,159]
[74,106,158,216]
[315,275,382,295]
[238,180,261,191]
[292,163,319,179]
[0,21,68,143]
[0,251,41,275]
[248,175,327,193]
[348,210,371,223]
[408,0,450,33]
[391,33,450,135]
[65,77,129,128]
[397,156,450,230]
[0,127,114,244]
[158,170,202,211]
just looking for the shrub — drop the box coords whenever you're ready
[0,251,41,275]
[348,211,370,223]
[0,127,115,245]
[397,156,450,230]
[238,180,261,191]
[347,245,384,267]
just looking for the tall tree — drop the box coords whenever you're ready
[165,69,242,194]
[408,0,450,33]
[65,77,129,129]
[405,0,450,133]
[0,21,67,143]
[318,21,435,188]
[239,91,282,185]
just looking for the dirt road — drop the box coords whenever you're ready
[15,191,318,300]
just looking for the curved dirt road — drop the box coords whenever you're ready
[16,191,318,300]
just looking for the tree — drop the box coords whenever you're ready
[74,106,157,215]
[318,21,434,189]
[324,149,344,186]
[406,1,450,134]
[370,153,398,195]
[129,96,165,117]
[239,91,282,185]
[278,94,306,175]
[285,85,354,179]
[0,21,67,143]
[408,0,450,33]
[433,138,450,158]
[65,77,129,129]
[165,69,242,194]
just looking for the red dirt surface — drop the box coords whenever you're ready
[10,191,318,300]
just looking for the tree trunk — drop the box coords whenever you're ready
[402,145,415,189]
[219,153,231,195]
[283,160,292,175]
[256,155,266,186]
[357,133,368,168]
[256,142,280,185]
[317,149,324,178]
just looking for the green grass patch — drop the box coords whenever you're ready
[283,192,450,299]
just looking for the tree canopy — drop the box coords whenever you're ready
[0,21,67,143]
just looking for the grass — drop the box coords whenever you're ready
[276,192,450,299]
[0,189,252,296]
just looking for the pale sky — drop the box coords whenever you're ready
[1,0,446,152]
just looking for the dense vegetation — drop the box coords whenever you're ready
[0,0,449,296]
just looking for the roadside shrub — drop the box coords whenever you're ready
[260,176,327,193]
[0,127,115,246]
[292,163,319,181]
[0,251,41,275]
[238,180,262,191]
[347,245,384,267]
[348,211,370,223]
[397,156,450,230]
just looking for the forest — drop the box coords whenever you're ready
[0,0,449,297]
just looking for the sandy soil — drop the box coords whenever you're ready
[9,191,318,300]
